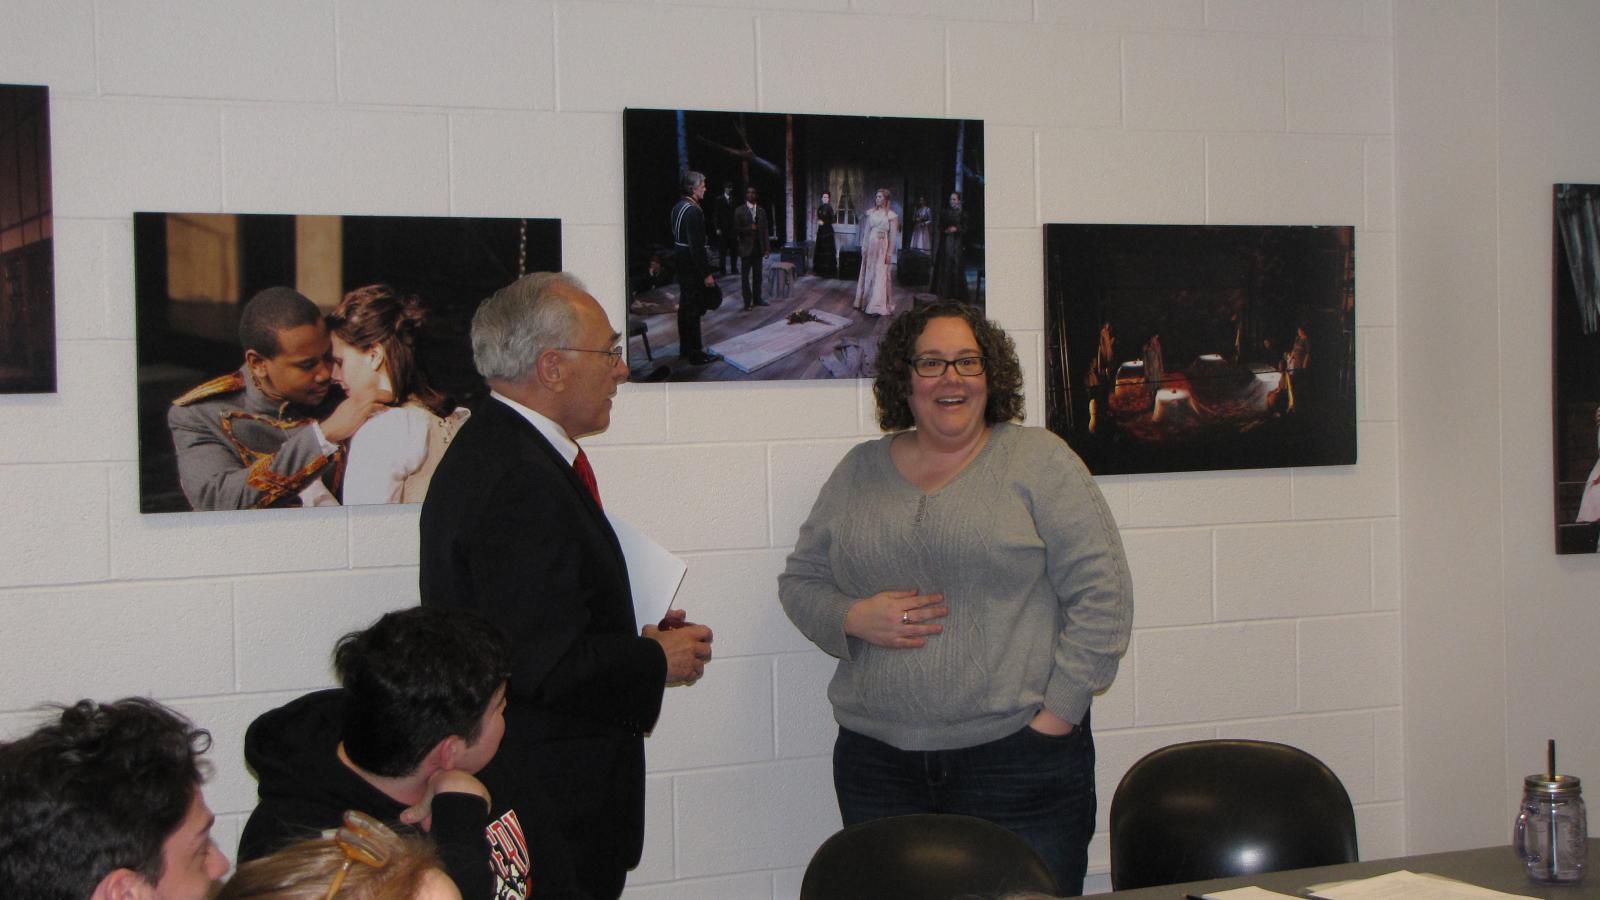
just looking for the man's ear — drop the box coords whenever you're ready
[90,868,151,900]
[435,733,469,772]
[533,349,565,393]
[244,347,268,378]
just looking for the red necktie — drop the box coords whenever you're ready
[573,447,601,508]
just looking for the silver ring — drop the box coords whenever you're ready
[901,612,910,625]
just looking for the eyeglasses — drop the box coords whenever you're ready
[909,356,987,377]
[556,345,625,364]
[325,810,396,900]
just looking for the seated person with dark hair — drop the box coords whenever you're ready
[0,697,229,900]
[238,606,582,899]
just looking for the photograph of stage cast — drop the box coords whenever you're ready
[622,108,984,382]
[1552,183,1600,554]
[1045,223,1357,476]
[133,212,560,513]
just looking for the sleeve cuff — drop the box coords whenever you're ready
[309,421,337,456]
[1043,674,1094,727]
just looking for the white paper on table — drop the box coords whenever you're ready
[1306,870,1538,900]
[607,512,687,629]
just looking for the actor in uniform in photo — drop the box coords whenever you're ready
[167,286,386,510]
[670,170,721,366]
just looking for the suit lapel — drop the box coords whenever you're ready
[487,399,626,566]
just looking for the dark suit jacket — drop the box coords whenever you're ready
[734,203,769,259]
[419,397,667,879]
[711,193,737,245]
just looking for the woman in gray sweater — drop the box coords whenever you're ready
[779,300,1133,896]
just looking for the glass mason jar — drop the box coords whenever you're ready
[1514,774,1587,884]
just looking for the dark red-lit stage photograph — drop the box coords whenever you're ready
[1045,223,1357,476]
[623,108,984,382]
[0,83,55,394]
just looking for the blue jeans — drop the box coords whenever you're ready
[833,710,1096,896]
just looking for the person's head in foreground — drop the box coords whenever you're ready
[872,299,1024,435]
[0,697,227,900]
[216,810,459,900]
[335,607,511,780]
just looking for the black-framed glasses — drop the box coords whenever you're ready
[909,356,987,377]
[326,810,396,899]
[556,345,625,364]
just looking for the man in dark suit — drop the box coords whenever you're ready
[734,185,771,310]
[671,169,720,366]
[712,181,738,275]
[419,272,714,899]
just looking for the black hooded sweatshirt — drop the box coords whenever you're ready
[238,689,585,900]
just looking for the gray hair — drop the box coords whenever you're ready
[470,271,586,382]
[680,169,706,196]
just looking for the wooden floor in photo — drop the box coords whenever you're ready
[711,308,853,373]
[628,273,908,381]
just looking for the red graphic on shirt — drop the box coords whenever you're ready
[487,809,530,900]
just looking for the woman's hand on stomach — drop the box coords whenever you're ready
[844,589,947,648]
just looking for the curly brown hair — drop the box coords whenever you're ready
[872,300,1025,431]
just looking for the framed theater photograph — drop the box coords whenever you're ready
[134,211,559,514]
[1553,183,1600,554]
[623,107,984,383]
[1044,223,1357,476]
[0,83,56,394]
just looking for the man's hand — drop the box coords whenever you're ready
[643,614,713,685]
[319,385,392,444]
[398,769,491,832]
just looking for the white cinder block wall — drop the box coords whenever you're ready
[1395,0,1600,854]
[1,1,1405,896]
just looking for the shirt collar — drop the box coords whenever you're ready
[491,390,578,465]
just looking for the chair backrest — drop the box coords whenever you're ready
[1109,739,1358,890]
[799,813,1060,900]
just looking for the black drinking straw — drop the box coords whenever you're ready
[1548,738,1560,878]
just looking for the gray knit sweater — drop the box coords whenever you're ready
[778,423,1133,751]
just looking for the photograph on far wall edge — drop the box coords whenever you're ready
[1552,183,1600,554]
[623,107,984,383]
[134,212,560,514]
[0,82,56,394]
[1044,223,1357,477]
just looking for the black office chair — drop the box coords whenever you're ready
[799,813,1060,900]
[1109,739,1358,890]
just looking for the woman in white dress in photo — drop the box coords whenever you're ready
[1578,405,1600,524]
[854,187,901,318]
[328,284,470,505]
